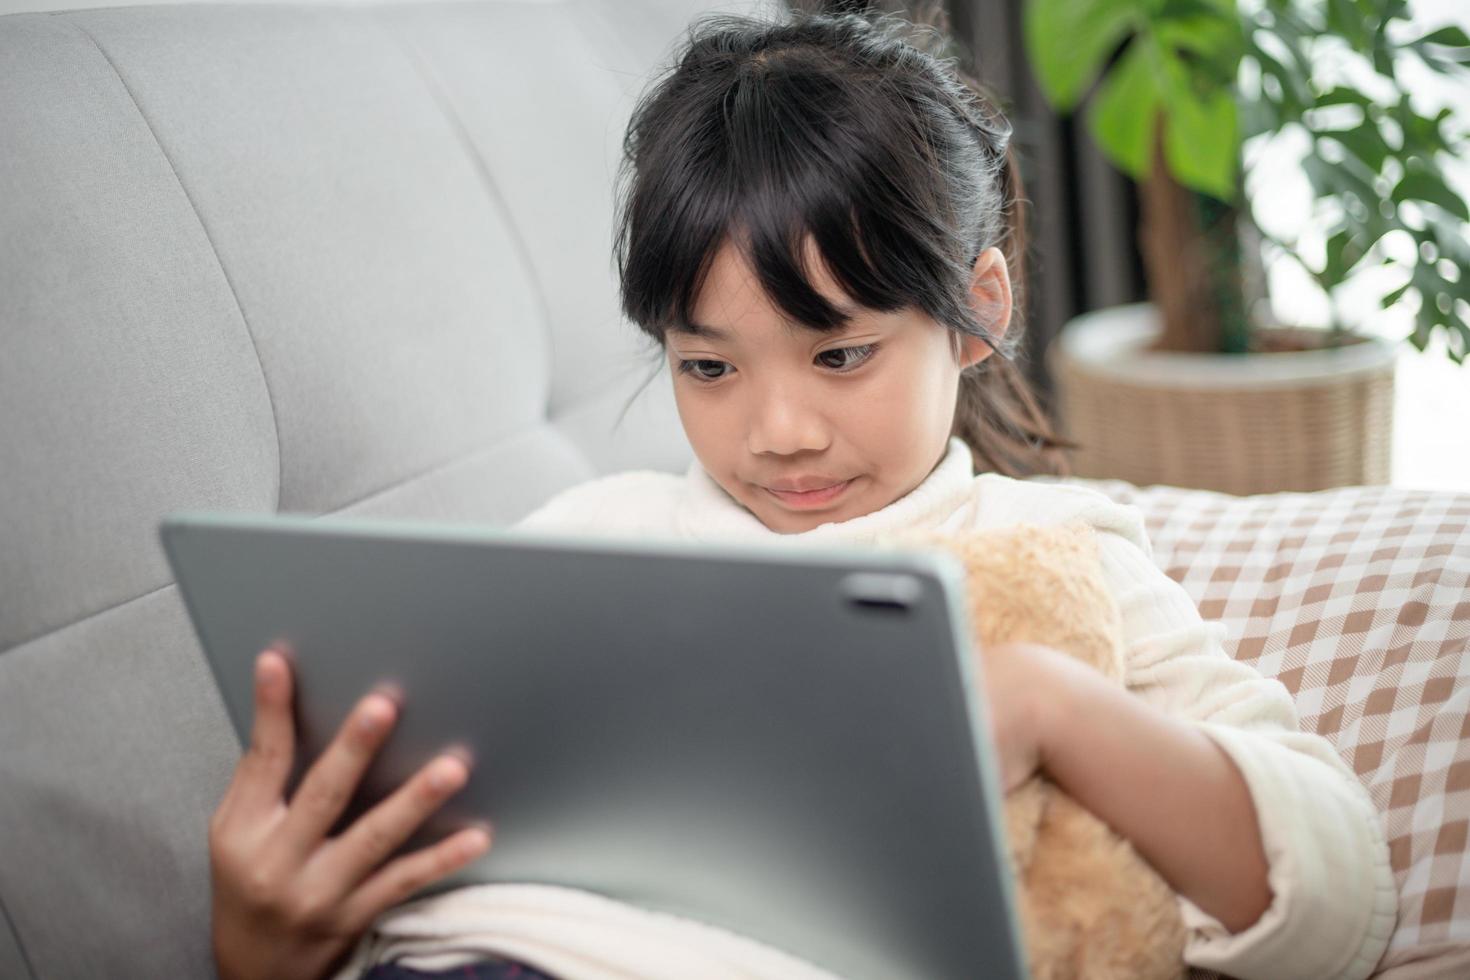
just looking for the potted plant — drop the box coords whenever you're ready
[1025,0,1469,493]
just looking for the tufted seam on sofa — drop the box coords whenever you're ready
[0,420,573,658]
[320,418,580,515]
[369,0,651,430]
[0,581,177,660]
[368,3,562,424]
[0,885,36,980]
[0,421,578,658]
[64,16,284,515]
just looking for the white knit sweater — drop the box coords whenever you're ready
[339,438,1396,980]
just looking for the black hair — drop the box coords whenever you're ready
[614,7,1071,477]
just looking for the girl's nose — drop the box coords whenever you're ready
[746,382,831,457]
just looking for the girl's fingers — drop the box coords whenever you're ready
[309,752,473,894]
[226,648,298,818]
[276,687,398,856]
[335,825,492,936]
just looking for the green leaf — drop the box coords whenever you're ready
[1372,30,1397,79]
[1430,213,1470,265]
[1315,88,1374,108]
[1159,50,1239,198]
[1379,281,1412,308]
[1086,38,1165,181]
[1025,0,1143,110]
[1319,121,1390,173]
[1325,0,1370,49]
[1323,218,1385,284]
[1158,4,1240,63]
[1157,0,1230,20]
[1412,24,1470,73]
[1239,95,1278,140]
[1377,0,1411,22]
[1324,228,1353,282]
[1413,290,1442,349]
[1302,152,1379,210]
[1161,0,1231,14]
[1393,171,1470,221]
[1420,49,1470,73]
[1399,106,1455,156]
[1245,31,1312,112]
[1415,25,1470,49]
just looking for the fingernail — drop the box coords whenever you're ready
[256,651,279,689]
[462,825,492,857]
[442,742,475,769]
[358,698,391,734]
[370,680,405,708]
[429,756,467,792]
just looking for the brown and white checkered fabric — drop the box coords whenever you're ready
[1063,479,1470,978]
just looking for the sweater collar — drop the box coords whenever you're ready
[673,437,977,545]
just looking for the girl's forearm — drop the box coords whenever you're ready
[1034,656,1274,934]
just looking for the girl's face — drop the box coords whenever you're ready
[667,237,1012,534]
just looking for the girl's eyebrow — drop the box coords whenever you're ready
[674,321,733,341]
[678,305,865,341]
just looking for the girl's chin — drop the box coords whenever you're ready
[759,510,837,534]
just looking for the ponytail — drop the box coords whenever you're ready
[950,121,1075,477]
[883,0,1073,477]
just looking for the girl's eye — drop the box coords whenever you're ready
[678,359,731,382]
[815,343,879,372]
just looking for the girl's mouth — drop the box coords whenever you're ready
[763,479,854,509]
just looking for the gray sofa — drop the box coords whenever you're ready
[0,1,715,973]
[4,2,1467,978]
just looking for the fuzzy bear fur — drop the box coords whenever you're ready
[891,521,1186,980]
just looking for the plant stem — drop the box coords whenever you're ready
[1140,121,1225,353]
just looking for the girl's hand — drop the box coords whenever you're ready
[209,648,493,980]
[972,641,1072,794]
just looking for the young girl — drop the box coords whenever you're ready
[207,10,1395,980]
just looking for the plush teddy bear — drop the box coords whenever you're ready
[894,521,1187,980]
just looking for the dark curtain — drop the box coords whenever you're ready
[791,0,1146,397]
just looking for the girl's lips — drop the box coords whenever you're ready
[763,478,854,509]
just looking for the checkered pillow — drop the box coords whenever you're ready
[1055,479,1470,979]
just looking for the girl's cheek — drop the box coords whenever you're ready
[675,386,740,456]
[857,370,919,429]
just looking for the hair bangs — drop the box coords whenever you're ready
[665,59,955,338]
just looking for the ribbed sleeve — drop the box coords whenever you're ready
[1096,531,1397,980]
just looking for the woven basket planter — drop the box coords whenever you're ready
[1048,304,1398,495]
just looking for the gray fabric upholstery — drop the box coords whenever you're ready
[0,902,27,978]
[0,1,721,973]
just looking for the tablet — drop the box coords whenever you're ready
[160,511,1027,980]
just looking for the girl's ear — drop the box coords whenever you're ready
[958,246,1013,369]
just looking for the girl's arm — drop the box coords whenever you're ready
[1031,529,1396,980]
[1028,645,1273,932]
